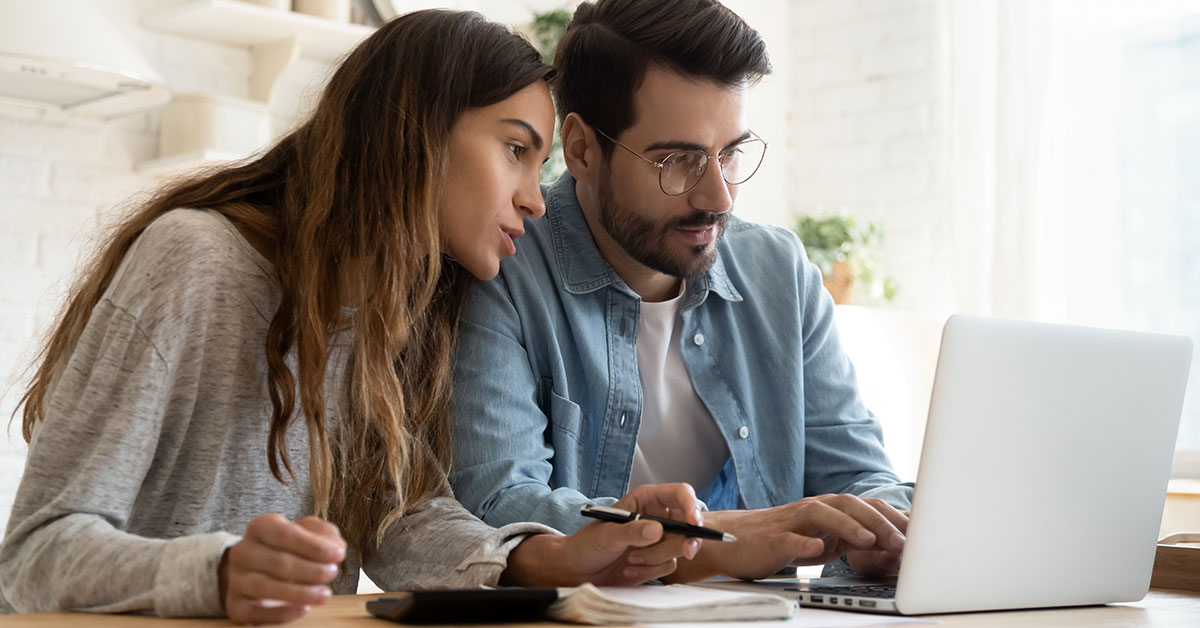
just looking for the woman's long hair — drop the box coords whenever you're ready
[15,10,552,553]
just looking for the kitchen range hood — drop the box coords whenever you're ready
[0,0,170,119]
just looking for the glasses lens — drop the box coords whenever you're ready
[719,138,767,185]
[660,151,708,195]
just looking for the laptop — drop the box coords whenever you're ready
[793,314,1193,615]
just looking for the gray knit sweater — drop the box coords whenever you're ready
[0,209,555,616]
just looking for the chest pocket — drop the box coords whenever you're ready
[540,377,587,445]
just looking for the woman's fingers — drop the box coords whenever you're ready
[229,541,338,585]
[617,557,679,584]
[297,516,347,549]
[248,515,345,564]
[617,483,703,525]
[587,519,666,555]
[225,514,345,624]
[627,536,701,566]
[231,571,332,607]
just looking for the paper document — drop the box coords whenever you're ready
[549,584,795,624]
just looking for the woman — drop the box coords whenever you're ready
[0,10,702,624]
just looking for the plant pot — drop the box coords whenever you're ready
[822,261,854,304]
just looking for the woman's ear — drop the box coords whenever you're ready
[561,113,600,184]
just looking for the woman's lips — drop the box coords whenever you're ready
[501,227,524,256]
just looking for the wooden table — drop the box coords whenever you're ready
[2,589,1197,627]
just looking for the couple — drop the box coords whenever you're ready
[0,0,911,624]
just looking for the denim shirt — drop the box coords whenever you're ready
[450,173,912,534]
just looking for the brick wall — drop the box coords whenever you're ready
[0,106,150,529]
[0,0,332,535]
[788,0,954,312]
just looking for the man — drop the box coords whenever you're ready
[451,0,912,581]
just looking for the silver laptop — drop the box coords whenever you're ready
[795,314,1193,615]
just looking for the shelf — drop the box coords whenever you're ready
[1168,478,1200,497]
[142,0,373,61]
[139,1,375,172]
[136,149,247,176]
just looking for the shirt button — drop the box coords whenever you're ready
[693,332,705,346]
[738,426,750,439]
[620,413,627,427]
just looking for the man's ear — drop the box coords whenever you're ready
[561,113,601,184]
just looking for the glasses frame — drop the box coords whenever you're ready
[593,127,768,196]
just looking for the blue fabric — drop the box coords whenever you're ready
[696,457,742,511]
[450,173,912,535]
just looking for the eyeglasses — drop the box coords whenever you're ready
[593,127,768,196]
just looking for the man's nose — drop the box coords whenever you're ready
[687,158,734,214]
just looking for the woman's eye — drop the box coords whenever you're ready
[508,144,525,159]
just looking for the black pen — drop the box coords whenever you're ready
[580,504,737,542]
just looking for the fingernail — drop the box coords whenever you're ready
[857,529,875,543]
[623,567,639,579]
[324,563,339,576]
[627,554,645,565]
[890,533,906,550]
[687,539,701,559]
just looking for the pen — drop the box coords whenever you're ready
[580,504,738,542]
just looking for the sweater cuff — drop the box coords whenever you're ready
[153,532,240,617]
[453,522,562,577]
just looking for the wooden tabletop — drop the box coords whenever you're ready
[2,588,1198,627]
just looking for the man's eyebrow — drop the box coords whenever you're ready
[643,130,753,153]
[499,119,544,152]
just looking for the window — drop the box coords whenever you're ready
[1054,8,1200,475]
[943,1,1200,477]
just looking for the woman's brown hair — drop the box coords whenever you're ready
[15,10,552,553]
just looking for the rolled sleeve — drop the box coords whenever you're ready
[364,493,561,590]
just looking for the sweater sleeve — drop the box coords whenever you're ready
[362,482,561,591]
[0,299,237,616]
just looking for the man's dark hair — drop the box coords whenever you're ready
[552,0,771,157]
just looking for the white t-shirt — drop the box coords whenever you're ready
[629,284,730,491]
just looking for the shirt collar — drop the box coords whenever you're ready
[545,172,743,306]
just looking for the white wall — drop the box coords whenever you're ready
[0,0,339,535]
[720,0,791,229]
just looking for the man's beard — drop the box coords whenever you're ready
[596,169,728,279]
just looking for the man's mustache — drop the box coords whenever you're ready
[670,212,729,230]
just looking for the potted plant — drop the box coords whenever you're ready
[529,8,572,182]
[792,214,897,305]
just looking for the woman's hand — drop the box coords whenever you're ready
[502,483,704,586]
[219,514,347,625]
